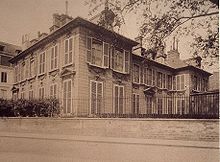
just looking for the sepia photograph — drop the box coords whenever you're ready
[0,0,219,161]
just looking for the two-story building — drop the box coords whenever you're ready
[0,41,21,99]
[10,11,214,117]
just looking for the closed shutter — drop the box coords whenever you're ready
[64,39,68,65]
[67,80,71,113]
[51,47,54,70]
[114,85,118,114]
[69,38,73,64]
[91,81,96,114]
[97,82,103,114]
[103,43,109,67]
[63,82,67,113]
[124,51,129,73]
[111,47,115,69]
[119,86,124,114]
[54,45,58,68]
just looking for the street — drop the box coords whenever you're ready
[0,135,219,162]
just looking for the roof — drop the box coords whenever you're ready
[132,53,212,76]
[10,17,138,63]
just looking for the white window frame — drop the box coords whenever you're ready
[1,72,7,83]
[132,93,139,114]
[64,37,73,66]
[50,83,57,99]
[39,51,46,75]
[63,79,72,114]
[50,44,58,71]
[133,64,140,84]
[113,84,124,114]
[90,80,103,114]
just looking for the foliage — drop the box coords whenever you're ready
[86,0,219,69]
[0,98,60,117]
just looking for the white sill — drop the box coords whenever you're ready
[38,73,46,77]
[87,62,108,69]
[112,69,128,75]
[49,68,59,73]
[62,63,73,69]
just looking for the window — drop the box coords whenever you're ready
[1,72,7,83]
[132,93,139,115]
[143,67,148,84]
[90,80,103,114]
[157,72,162,88]
[64,37,73,65]
[112,48,129,73]
[147,68,152,85]
[63,80,72,113]
[50,84,57,99]
[21,90,25,99]
[51,45,58,70]
[39,52,46,74]
[158,98,163,114]
[87,37,110,68]
[29,58,35,78]
[0,56,11,66]
[163,74,166,89]
[167,75,173,90]
[176,75,185,90]
[114,85,124,114]
[0,89,7,99]
[39,87,44,99]
[29,90,34,100]
[146,95,152,114]
[15,65,19,82]
[20,63,25,81]
[133,64,140,83]
[152,69,156,86]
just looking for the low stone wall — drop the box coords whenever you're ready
[0,118,219,142]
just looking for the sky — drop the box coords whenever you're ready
[0,0,217,72]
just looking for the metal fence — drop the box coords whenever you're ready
[87,92,219,119]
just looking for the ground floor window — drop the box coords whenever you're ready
[146,95,153,114]
[29,90,34,100]
[132,93,139,115]
[63,80,72,114]
[114,85,124,114]
[90,80,103,114]
[39,87,44,99]
[50,84,57,99]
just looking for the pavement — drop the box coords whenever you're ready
[0,131,219,162]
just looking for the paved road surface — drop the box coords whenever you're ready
[0,136,219,162]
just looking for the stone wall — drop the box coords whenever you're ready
[0,118,218,142]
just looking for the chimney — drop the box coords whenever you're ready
[21,34,30,50]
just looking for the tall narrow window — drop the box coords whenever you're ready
[158,98,163,114]
[132,93,139,115]
[157,72,162,88]
[64,37,73,65]
[114,85,124,114]
[63,80,72,113]
[50,84,57,98]
[30,58,35,78]
[1,72,7,83]
[147,68,152,85]
[39,87,44,99]
[51,45,58,70]
[167,75,172,90]
[21,62,25,80]
[90,80,103,114]
[86,37,92,62]
[29,90,34,100]
[39,52,46,74]
[113,48,124,72]
[181,75,184,90]
[152,70,156,86]
[176,75,181,90]
[146,95,152,114]
[91,38,103,66]
[133,64,140,83]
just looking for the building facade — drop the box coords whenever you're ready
[10,14,214,117]
[0,41,21,99]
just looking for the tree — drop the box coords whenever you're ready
[85,0,219,71]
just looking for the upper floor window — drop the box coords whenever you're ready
[87,37,109,68]
[64,37,73,65]
[51,45,58,70]
[112,48,129,73]
[0,56,11,66]
[39,52,46,74]
[176,75,185,90]
[133,64,140,83]
[1,72,7,83]
[167,75,173,90]
[29,58,35,78]
[157,72,163,88]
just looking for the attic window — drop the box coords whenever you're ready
[0,45,5,52]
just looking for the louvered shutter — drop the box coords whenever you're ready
[69,38,73,64]
[181,75,184,90]
[63,82,67,113]
[97,82,103,114]
[64,39,68,65]
[91,81,96,114]
[114,86,118,114]
[103,43,109,67]
[51,47,54,70]
[67,80,71,113]
[124,51,129,73]
[119,86,124,114]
